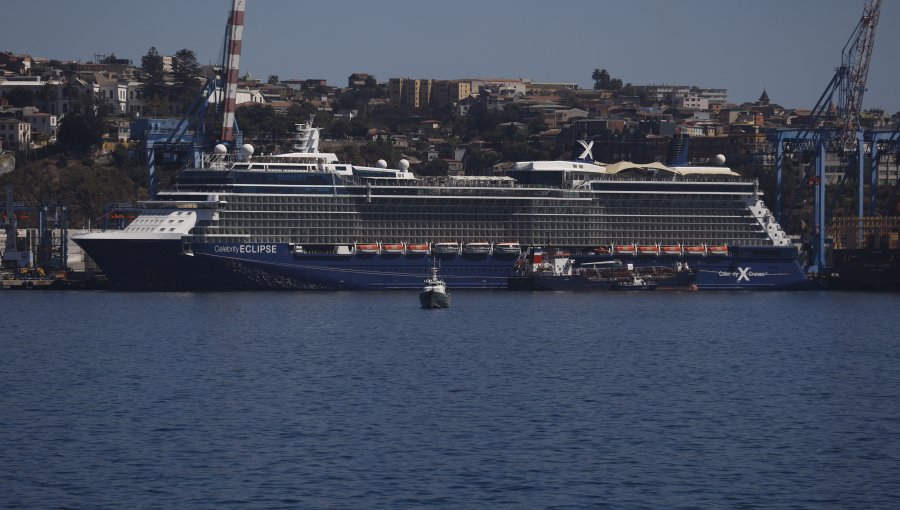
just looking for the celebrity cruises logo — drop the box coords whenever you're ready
[718,267,767,281]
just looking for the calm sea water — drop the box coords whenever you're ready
[2,290,899,509]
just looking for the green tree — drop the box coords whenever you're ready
[235,103,280,142]
[267,75,280,85]
[140,46,167,100]
[172,49,200,91]
[36,81,59,106]
[592,68,611,90]
[61,78,80,101]
[57,108,105,153]
[142,95,171,117]
[172,48,201,111]
[418,158,449,176]
[5,88,35,107]
[360,140,400,165]
[464,149,500,176]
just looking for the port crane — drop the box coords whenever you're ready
[771,0,881,271]
[144,0,246,198]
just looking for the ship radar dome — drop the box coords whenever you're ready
[213,144,227,155]
[398,159,410,171]
[242,144,255,158]
[376,159,388,168]
[714,154,726,166]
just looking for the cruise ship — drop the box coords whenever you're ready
[74,123,809,290]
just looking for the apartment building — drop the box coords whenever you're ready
[636,85,727,107]
[22,111,57,142]
[0,118,31,149]
[431,80,473,109]
[389,78,432,109]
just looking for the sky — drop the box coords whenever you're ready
[4,0,899,113]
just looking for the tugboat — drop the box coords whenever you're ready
[419,262,451,309]
[611,275,657,291]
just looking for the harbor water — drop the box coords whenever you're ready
[2,290,900,509]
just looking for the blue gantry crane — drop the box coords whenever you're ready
[771,0,881,272]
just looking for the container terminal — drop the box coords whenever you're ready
[1,186,105,290]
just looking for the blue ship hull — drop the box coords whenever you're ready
[76,239,811,291]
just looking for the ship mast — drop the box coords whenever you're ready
[220,0,246,143]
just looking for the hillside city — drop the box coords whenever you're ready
[1,48,899,227]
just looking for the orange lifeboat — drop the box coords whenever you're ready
[406,243,430,254]
[684,245,707,256]
[661,245,683,255]
[382,243,405,254]
[637,245,659,255]
[356,243,380,254]
[406,243,428,253]
[708,244,728,255]
[593,246,611,255]
[614,244,636,255]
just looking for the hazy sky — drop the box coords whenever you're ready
[5,0,899,112]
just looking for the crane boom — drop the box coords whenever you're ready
[838,0,880,151]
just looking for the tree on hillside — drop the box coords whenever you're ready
[172,49,200,91]
[61,78,80,101]
[593,68,623,91]
[36,81,59,107]
[140,46,167,100]
[592,68,611,90]
[418,158,449,176]
[5,88,35,107]
[234,103,281,146]
[172,48,201,110]
[57,106,105,153]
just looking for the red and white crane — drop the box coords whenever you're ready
[220,0,246,143]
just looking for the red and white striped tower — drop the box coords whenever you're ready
[220,0,245,143]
